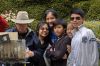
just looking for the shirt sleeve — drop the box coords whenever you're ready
[88,30,99,66]
[79,29,99,66]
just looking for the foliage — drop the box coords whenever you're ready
[84,21,100,39]
[0,0,100,38]
[86,0,100,20]
[0,0,100,20]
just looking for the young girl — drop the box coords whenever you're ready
[46,19,71,66]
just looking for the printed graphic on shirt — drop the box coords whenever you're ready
[89,38,96,42]
[82,36,88,44]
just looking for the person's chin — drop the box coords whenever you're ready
[42,34,47,37]
[49,25,53,27]
[19,31,26,33]
[68,34,72,38]
[73,25,78,28]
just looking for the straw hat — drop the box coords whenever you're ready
[11,11,34,24]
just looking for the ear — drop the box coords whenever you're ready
[82,18,85,24]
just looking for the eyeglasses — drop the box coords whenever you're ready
[70,17,81,21]
[40,28,49,30]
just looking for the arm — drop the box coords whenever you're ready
[50,37,71,60]
[79,29,99,66]
[89,30,99,66]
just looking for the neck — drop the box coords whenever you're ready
[39,35,45,44]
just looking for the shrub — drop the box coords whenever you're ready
[84,21,100,39]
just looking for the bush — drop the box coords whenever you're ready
[86,0,100,20]
[84,21,100,39]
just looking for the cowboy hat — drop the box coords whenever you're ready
[11,11,34,24]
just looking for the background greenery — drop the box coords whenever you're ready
[0,0,100,65]
[0,0,100,20]
[0,0,100,38]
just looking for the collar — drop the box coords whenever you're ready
[72,24,84,36]
[25,28,33,37]
[74,24,84,31]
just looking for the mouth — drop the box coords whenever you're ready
[42,32,48,36]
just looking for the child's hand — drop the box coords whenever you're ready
[50,48,53,51]
[67,45,71,53]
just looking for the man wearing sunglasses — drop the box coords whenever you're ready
[67,8,99,66]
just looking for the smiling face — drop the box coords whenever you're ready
[54,25,65,37]
[66,23,74,38]
[38,24,49,38]
[46,12,56,27]
[70,14,84,28]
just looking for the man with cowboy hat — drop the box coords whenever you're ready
[6,11,35,66]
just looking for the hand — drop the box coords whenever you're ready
[50,48,53,51]
[62,54,67,59]
[67,45,71,53]
[25,50,34,58]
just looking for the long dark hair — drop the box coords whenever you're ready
[42,9,58,21]
[36,21,50,43]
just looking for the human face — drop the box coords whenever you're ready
[54,25,64,37]
[46,12,56,27]
[15,23,28,33]
[39,24,49,38]
[70,14,84,28]
[66,24,74,38]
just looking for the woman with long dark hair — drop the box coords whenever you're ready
[42,9,59,44]
[29,21,50,66]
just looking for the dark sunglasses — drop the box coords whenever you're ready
[70,17,81,21]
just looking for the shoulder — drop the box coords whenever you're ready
[26,28,35,35]
[63,35,71,40]
[81,27,95,36]
[61,36,71,45]
[84,27,95,37]
[6,27,16,32]
[28,31,39,44]
[81,27,96,43]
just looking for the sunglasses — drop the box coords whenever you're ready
[70,17,81,21]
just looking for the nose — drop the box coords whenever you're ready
[43,29,46,31]
[67,29,71,33]
[48,19,53,23]
[73,18,77,22]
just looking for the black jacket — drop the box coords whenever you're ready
[46,35,71,66]
[28,32,50,66]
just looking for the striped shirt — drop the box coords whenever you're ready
[67,25,99,66]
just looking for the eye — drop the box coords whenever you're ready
[70,17,81,20]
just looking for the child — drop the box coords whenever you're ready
[46,19,71,66]
[66,23,74,38]
[66,23,74,53]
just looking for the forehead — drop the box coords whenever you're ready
[40,24,48,28]
[71,13,81,17]
[67,24,73,28]
[16,23,27,25]
[46,12,55,17]
[54,24,63,28]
